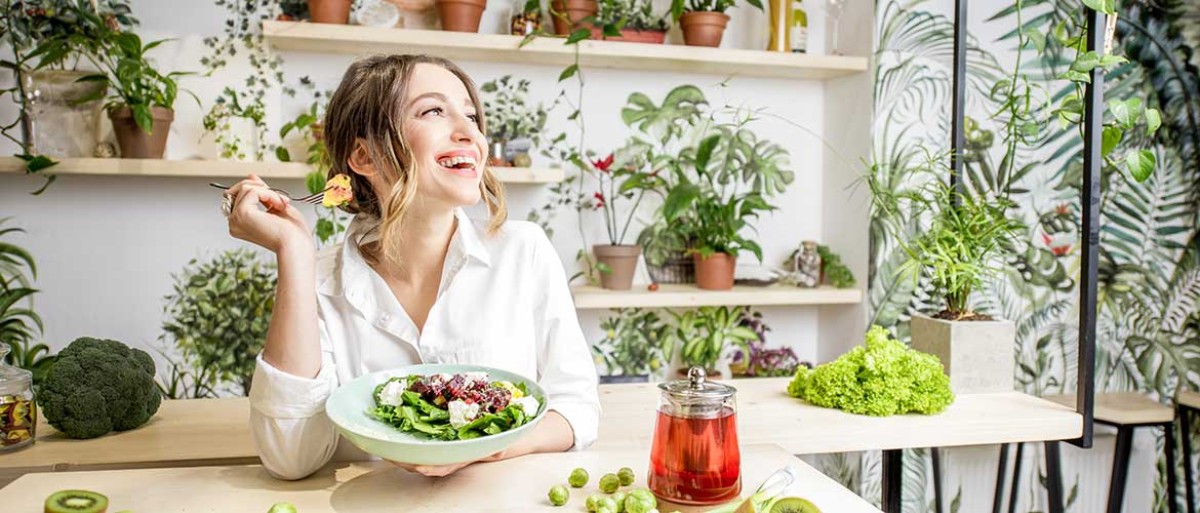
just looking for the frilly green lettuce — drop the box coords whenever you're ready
[786,325,954,416]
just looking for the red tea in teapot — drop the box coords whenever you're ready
[648,405,741,505]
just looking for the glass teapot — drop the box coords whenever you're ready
[648,367,741,505]
[0,343,36,451]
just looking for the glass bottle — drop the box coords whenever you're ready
[0,344,36,451]
[648,367,740,505]
[790,0,808,53]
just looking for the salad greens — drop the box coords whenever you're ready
[368,373,542,441]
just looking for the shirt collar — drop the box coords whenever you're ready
[320,208,492,299]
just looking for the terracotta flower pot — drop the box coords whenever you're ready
[594,244,641,291]
[694,252,736,290]
[550,0,597,36]
[589,27,667,44]
[108,106,174,159]
[308,0,353,24]
[437,0,488,32]
[679,11,730,47]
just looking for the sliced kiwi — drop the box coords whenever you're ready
[769,497,821,513]
[44,490,109,513]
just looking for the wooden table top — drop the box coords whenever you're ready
[1,378,1083,480]
[0,444,882,512]
[0,397,257,480]
[595,378,1084,453]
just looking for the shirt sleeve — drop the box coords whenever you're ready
[531,229,602,451]
[247,317,340,480]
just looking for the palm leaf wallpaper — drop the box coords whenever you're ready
[864,0,1200,510]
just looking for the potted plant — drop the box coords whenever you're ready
[669,0,763,47]
[592,0,668,44]
[587,151,661,290]
[437,0,488,32]
[161,249,278,397]
[615,86,793,287]
[666,306,758,378]
[202,87,267,162]
[726,308,807,377]
[1,0,136,163]
[307,0,354,23]
[549,0,596,35]
[868,158,1023,394]
[80,32,193,159]
[592,308,672,384]
[480,75,549,167]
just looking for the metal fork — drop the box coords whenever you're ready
[208,182,331,205]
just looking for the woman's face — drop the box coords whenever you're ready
[401,63,487,212]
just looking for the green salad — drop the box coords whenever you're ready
[369,372,542,441]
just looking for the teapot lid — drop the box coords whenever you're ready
[659,367,736,400]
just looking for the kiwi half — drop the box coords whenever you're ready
[44,490,109,513]
[769,497,821,513]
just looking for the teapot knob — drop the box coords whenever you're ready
[688,366,706,389]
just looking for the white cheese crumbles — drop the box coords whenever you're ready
[448,399,482,429]
[378,378,408,407]
[463,371,489,386]
[514,396,540,417]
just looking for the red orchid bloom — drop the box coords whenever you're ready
[592,154,614,174]
[593,192,606,209]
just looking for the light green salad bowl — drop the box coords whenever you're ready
[325,363,548,466]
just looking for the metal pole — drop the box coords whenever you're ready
[949,0,967,191]
[1070,5,1103,451]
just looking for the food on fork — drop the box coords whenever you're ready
[323,173,354,207]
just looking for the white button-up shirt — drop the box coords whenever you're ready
[248,209,601,480]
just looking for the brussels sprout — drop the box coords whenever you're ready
[618,467,636,486]
[548,485,569,506]
[610,492,627,512]
[624,490,657,513]
[597,508,616,513]
[569,467,590,488]
[599,473,621,493]
[598,496,619,512]
[267,503,298,513]
[586,494,604,512]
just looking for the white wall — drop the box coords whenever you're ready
[0,0,861,372]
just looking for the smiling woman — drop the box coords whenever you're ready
[220,54,601,481]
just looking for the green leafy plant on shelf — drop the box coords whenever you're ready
[615,85,793,267]
[77,31,196,134]
[480,75,549,150]
[161,249,277,397]
[666,306,758,375]
[0,218,56,387]
[202,86,268,161]
[596,0,668,32]
[0,0,138,192]
[592,308,673,378]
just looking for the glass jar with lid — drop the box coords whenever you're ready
[647,366,740,505]
[0,343,37,451]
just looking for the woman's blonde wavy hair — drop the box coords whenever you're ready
[323,54,507,265]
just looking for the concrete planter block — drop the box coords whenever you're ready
[910,313,1015,394]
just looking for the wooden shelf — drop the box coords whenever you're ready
[571,283,862,309]
[0,158,564,184]
[263,21,868,80]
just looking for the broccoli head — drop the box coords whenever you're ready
[787,325,954,416]
[38,337,162,439]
